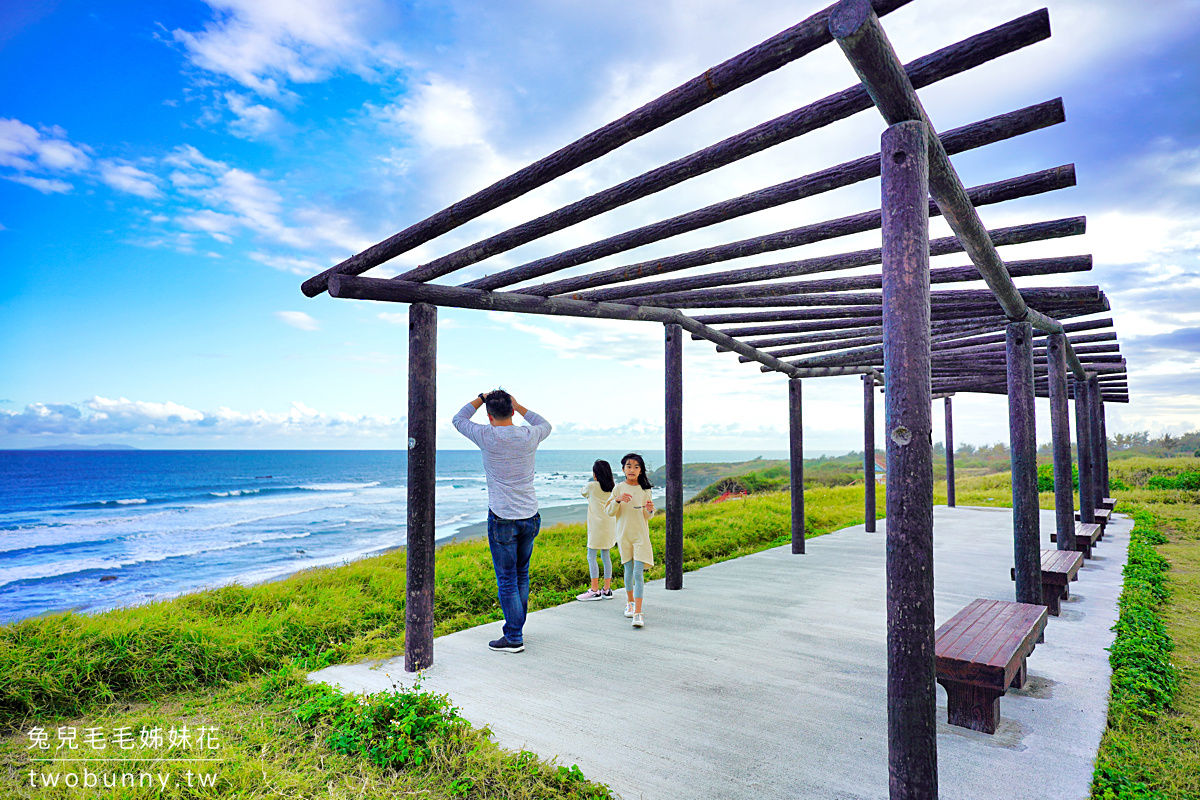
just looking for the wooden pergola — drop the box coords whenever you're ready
[301,0,1127,795]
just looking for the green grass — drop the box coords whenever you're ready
[0,482,884,799]
[5,466,1199,799]
[1089,504,1200,799]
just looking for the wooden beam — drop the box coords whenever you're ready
[830,0,1087,380]
[584,247,1089,308]
[326,274,812,379]
[540,163,1072,300]
[300,0,917,296]
[464,21,1057,292]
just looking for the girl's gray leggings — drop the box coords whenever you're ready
[623,559,645,599]
[587,547,611,581]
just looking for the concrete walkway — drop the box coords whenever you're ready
[310,506,1130,800]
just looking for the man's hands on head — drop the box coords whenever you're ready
[472,390,529,418]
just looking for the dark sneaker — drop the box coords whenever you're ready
[600,589,615,599]
[488,637,524,653]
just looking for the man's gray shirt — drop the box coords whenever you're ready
[452,403,552,520]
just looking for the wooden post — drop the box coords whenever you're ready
[1075,376,1095,525]
[864,374,876,532]
[405,303,437,672]
[790,378,805,553]
[1007,322,1042,607]
[879,119,937,798]
[944,396,955,507]
[665,323,684,589]
[1088,376,1105,510]
[1046,333,1076,550]
[1100,401,1111,498]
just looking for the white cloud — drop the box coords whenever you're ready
[250,251,329,275]
[377,75,486,150]
[98,161,163,199]
[224,91,286,139]
[5,175,73,194]
[179,208,240,236]
[485,313,661,368]
[275,310,320,330]
[0,397,404,439]
[163,144,227,173]
[171,0,404,98]
[0,118,91,173]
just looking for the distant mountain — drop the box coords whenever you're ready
[23,444,141,451]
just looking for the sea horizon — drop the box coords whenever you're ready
[0,448,832,624]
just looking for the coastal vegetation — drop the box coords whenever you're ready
[0,472,883,798]
[1,454,1198,798]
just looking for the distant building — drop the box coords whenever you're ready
[874,456,887,485]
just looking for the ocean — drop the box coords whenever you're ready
[0,449,790,624]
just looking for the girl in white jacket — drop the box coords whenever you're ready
[576,460,617,601]
[605,453,655,628]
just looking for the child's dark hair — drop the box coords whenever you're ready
[620,453,653,490]
[592,459,615,493]
[483,389,514,419]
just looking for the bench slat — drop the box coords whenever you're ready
[936,599,1046,680]
[1041,549,1083,578]
[941,600,1025,669]
[938,599,1016,664]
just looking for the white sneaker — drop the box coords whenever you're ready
[624,602,635,618]
[632,613,644,628]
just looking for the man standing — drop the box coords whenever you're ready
[453,389,552,653]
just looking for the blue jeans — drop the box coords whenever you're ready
[487,510,540,643]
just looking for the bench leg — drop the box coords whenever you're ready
[1010,659,1028,689]
[1041,581,1062,616]
[938,679,1003,734]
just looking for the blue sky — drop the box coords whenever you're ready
[2,0,1199,451]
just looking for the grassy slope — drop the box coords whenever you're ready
[0,482,881,799]
[4,459,1198,799]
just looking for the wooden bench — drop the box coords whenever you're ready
[1010,549,1084,615]
[1051,522,1101,558]
[1076,507,1112,537]
[935,598,1048,734]
[1099,497,1116,511]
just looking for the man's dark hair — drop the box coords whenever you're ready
[484,389,514,420]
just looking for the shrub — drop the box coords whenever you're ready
[1147,471,1200,491]
[1036,462,1079,492]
